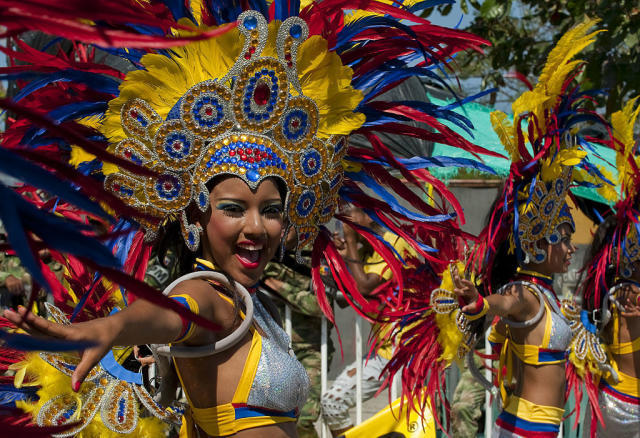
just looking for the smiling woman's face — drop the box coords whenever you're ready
[199,176,285,287]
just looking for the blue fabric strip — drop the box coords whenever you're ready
[234,406,296,420]
[497,411,560,432]
[537,350,567,363]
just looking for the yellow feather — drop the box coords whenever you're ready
[344,0,423,22]
[434,261,467,366]
[189,0,204,24]
[612,96,640,197]
[538,18,602,98]
[490,110,519,161]
[511,18,602,140]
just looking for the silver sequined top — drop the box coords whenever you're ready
[246,294,310,413]
[538,285,573,351]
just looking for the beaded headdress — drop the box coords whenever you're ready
[104,11,345,258]
[517,166,576,263]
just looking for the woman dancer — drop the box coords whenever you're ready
[0,1,497,436]
[449,20,612,437]
[577,98,640,437]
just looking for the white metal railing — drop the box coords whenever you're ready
[484,327,493,437]
[283,303,399,437]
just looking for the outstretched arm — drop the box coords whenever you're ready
[3,278,226,391]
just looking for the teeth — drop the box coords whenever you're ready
[237,247,260,263]
[238,243,263,250]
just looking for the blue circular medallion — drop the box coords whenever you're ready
[283,109,309,142]
[164,132,191,160]
[155,174,181,201]
[301,150,322,177]
[544,200,554,215]
[193,95,224,128]
[531,222,544,236]
[296,190,316,217]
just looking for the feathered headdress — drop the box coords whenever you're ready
[0,0,500,435]
[470,18,613,285]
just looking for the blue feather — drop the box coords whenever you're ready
[341,175,454,223]
[0,385,38,407]
[24,102,108,145]
[0,184,48,290]
[10,70,119,104]
[0,149,108,219]
[0,331,95,352]
[348,155,496,174]
[13,195,119,268]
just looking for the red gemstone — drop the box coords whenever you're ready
[229,150,235,156]
[124,150,132,158]
[249,46,256,54]
[130,109,137,118]
[287,61,293,68]
[237,148,243,154]
[164,183,172,190]
[244,52,251,59]
[253,82,271,106]
[241,154,248,161]
[284,53,292,60]
[261,152,268,158]
[254,148,260,155]
[173,141,182,150]
[205,107,213,116]
[255,156,262,162]
[291,119,300,128]
[248,157,255,163]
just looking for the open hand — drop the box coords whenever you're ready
[3,306,115,391]
[451,264,480,313]
[620,293,640,318]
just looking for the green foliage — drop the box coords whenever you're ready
[439,0,640,116]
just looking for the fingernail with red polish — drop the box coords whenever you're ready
[73,381,81,392]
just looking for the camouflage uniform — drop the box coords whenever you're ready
[263,261,334,438]
[450,355,486,438]
[144,251,178,290]
[0,252,28,309]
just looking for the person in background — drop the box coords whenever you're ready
[0,247,28,310]
[321,207,418,437]
[450,354,487,438]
